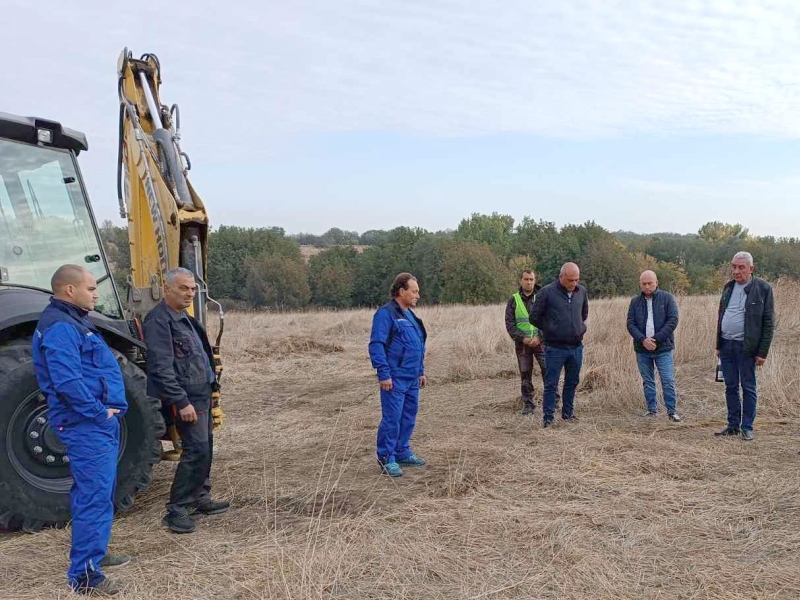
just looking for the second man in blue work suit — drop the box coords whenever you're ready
[32,265,130,596]
[369,273,428,478]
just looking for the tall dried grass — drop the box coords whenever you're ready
[2,282,800,599]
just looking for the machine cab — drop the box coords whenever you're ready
[0,112,123,318]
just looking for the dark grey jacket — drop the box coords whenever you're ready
[530,280,589,349]
[626,289,679,354]
[142,300,217,411]
[716,277,775,358]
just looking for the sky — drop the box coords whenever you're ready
[3,0,800,237]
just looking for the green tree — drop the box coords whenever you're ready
[440,241,515,304]
[320,227,360,246]
[307,246,358,307]
[98,220,131,290]
[454,212,515,258]
[698,221,749,244]
[579,237,639,298]
[244,255,310,309]
[352,246,397,306]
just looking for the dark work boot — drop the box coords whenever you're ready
[194,500,230,515]
[74,578,122,596]
[100,553,132,569]
[162,511,196,533]
[714,427,740,437]
[521,399,535,415]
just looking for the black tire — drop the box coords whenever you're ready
[0,337,165,532]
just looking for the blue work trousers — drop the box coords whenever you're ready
[377,377,420,464]
[55,415,119,589]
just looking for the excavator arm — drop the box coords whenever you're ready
[116,48,225,433]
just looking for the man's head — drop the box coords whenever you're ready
[730,251,755,284]
[391,273,420,309]
[51,265,98,311]
[639,270,658,297]
[164,267,197,311]
[558,263,580,292]
[519,269,536,295]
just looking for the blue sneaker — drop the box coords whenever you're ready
[397,453,427,467]
[379,461,403,477]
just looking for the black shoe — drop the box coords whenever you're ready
[521,403,535,415]
[100,553,132,569]
[74,578,122,596]
[162,512,196,533]
[742,429,755,441]
[194,500,230,515]
[714,427,740,437]
[542,419,553,428]
[562,415,579,423]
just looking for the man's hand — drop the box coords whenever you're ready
[419,375,428,388]
[379,379,393,391]
[755,356,767,366]
[106,408,120,420]
[522,337,533,346]
[530,337,541,348]
[643,338,657,352]
[179,404,198,423]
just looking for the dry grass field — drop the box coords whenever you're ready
[3,282,800,599]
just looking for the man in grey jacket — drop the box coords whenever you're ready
[143,268,229,533]
[626,270,681,421]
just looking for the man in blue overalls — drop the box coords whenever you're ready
[32,265,129,596]
[369,273,428,477]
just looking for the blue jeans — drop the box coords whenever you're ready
[54,415,120,589]
[719,338,758,431]
[543,345,583,420]
[635,351,677,414]
[377,377,420,464]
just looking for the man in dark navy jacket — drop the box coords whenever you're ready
[32,265,129,596]
[368,273,427,477]
[626,270,682,422]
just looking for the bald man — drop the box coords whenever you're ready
[31,265,129,596]
[531,263,589,427]
[627,271,681,421]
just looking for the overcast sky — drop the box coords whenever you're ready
[3,1,799,237]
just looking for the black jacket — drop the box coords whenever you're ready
[143,300,218,410]
[530,280,589,349]
[626,289,679,354]
[504,285,542,347]
[716,277,775,358]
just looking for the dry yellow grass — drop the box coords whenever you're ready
[2,282,800,599]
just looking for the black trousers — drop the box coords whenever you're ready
[167,385,214,515]
[515,344,547,405]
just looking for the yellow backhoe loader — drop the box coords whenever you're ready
[0,48,223,532]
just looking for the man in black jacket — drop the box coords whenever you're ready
[714,252,775,441]
[531,263,589,427]
[504,269,547,415]
[626,270,681,421]
[143,268,230,533]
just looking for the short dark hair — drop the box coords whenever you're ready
[390,273,417,298]
[519,269,535,278]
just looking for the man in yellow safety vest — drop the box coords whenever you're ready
[504,269,557,414]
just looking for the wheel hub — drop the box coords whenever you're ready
[24,401,68,466]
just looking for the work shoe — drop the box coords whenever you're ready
[162,512,196,534]
[542,419,553,429]
[521,403,535,415]
[194,500,230,515]
[668,413,682,423]
[742,429,755,441]
[379,461,403,477]
[100,553,132,569]
[714,426,740,437]
[74,578,122,596]
[397,453,427,467]
[562,415,579,423]
[643,410,658,417]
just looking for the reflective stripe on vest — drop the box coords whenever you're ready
[513,292,537,336]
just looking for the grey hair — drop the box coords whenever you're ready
[165,267,195,285]
[559,262,579,276]
[732,251,754,267]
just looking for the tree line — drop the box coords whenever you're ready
[98,215,800,310]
